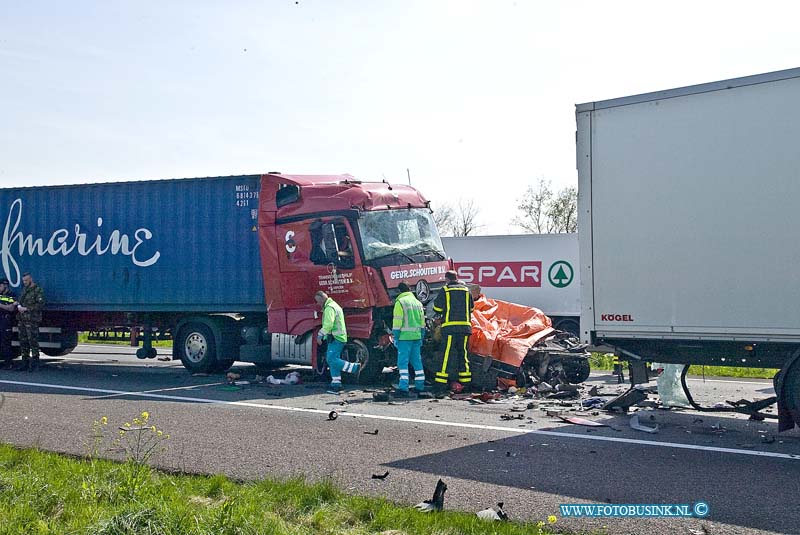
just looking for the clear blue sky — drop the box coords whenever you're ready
[2,1,799,234]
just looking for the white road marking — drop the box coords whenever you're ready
[2,378,797,461]
[591,372,772,387]
[685,377,772,386]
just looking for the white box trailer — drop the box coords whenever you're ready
[576,67,800,429]
[442,234,580,334]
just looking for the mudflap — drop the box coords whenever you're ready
[775,349,800,432]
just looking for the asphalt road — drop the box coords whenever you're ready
[1,345,799,535]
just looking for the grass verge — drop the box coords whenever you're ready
[589,353,777,380]
[77,332,173,348]
[0,444,558,535]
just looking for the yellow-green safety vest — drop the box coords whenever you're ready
[321,298,347,343]
[392,291,425,340]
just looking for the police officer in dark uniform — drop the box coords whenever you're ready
[0,278,18,366]
[432,270,475,392]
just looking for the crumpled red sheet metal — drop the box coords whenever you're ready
[469,295,554,368]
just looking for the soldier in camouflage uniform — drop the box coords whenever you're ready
[17,272,45,371]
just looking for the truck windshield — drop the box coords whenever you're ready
[357,209,446,262]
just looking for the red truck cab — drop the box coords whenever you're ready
[258,173,450,379]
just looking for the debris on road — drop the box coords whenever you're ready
[373,392,391,402]
[580,397,607,410]
[414,479,447,513]
[500,414,525,421]
[558,415,608,427]
[364,429,379,435]
[371,471,390,480]
[476,502,509,521]
[265,371,302,385]
[630,413,659,434]
[327,411,338,421]
[226,372,241,382]
[602,386,648,412]
[157,356,171,361]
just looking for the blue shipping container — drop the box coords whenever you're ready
[0,175,265,312]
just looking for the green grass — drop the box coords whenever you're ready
[589,352,778,380]
[77,332,173,348]
[0,444,559,535]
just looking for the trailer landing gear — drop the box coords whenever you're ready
[135,325,159,360]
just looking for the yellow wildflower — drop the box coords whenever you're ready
[548,515,557,524]
[100,416,108,425]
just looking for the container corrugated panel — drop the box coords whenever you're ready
[0,175,265,312]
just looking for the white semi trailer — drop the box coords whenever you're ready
[576,67,800,430]
[442,234,580,334]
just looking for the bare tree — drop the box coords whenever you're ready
[432,202,456,237]
[512,178,553,233]
[433,199,482,237]
[451,198,482,237]
[513,178,577,233]
[547,186,577,233]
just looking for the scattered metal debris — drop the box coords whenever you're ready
[372,392,391,402]
[364,429,379,435]
[558,415,608,427]
[327,411,338,421]
[603,387,649,412]
[630,413,659,434]
[415,479,447,513]
[476,502,509,521]
[371,471,389,480]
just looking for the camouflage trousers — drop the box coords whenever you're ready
[18,321,40,360]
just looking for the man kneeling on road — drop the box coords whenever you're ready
[314,291,360,393]
[392,282,426,397]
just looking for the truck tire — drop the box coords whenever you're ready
[342,339,380,385]
[562,357,591,384]
[468,354,499,391]
[41,330,79,357]
[782,360,800,424]
[177,323,218,373]
[41,346,78,357]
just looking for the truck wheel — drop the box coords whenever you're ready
[41,345,77,357]
[563,358,591,384]
[342,339,380,384]
[177,323,218,373]
[782,360,800,424]
[468,354,498,391]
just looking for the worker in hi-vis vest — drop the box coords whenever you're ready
[315,291,360,393]
[392,281,426,397]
